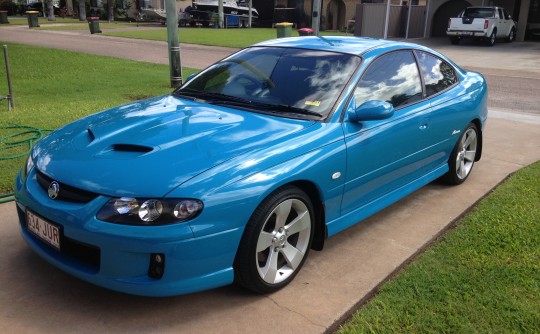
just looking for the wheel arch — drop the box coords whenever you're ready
[287,180,327,251]
[471,118,483,161]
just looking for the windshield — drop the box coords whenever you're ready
[174,46,361,119]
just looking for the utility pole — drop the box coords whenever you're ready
[312,0,321,35]
[218,0,224,28]
[165,0,182,88]
[248,0,252,28]
[384,0,391,39]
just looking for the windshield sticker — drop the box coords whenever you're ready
[305,100,321,107]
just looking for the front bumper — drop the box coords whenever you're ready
[447,30,488,38]
[14,170,242,296]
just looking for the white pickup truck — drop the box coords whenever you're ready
[447,6,516,46]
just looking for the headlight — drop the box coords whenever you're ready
[23,154,35,179]
[97,197,203,225]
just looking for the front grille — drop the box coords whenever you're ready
[36,171,99,203]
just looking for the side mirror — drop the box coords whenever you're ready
[349,100,394,122]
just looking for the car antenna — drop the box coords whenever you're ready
[317,35,334,46]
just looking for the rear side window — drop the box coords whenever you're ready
[354,50,422,109]
[415,51,458,97]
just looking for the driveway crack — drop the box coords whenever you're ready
[266,295,326,330]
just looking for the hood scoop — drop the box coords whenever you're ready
[113,144,153,153]
[94,143,155,159]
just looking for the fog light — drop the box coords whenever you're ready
[149,253,165,279]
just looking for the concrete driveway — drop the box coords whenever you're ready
[0,25,539,333]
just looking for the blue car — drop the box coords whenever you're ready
[15,37,488,296]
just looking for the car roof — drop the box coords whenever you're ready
[253,36,417,56]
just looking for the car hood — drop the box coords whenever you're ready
[33,95,315,197]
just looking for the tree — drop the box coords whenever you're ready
[66,0,74,16]
[107,0,114,22]
[47,0,56,21]
[78,0,86,21]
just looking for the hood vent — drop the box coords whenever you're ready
[112,144,153,153]
[87,128,96,142]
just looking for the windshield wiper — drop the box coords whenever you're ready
[249,101,323,118]
[174,89,249,104]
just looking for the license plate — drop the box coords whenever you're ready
[460,32,473,36]
[26,210,61,251]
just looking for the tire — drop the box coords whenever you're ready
[487,30,496,46]
[450,37,460,45]
[234,186,314,294]
[442,123,479,185]
[506,28,515,43]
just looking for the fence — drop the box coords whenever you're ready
[354,3,426,39]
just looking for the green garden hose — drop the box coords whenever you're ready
[0,124,53,203]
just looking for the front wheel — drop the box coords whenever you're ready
[442,123,479,185]
[234,186,314,293]
[506,28,515,43]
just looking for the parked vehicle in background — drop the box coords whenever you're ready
[447,6,516,46]
[26,2,60,16]
[181,0,258,27]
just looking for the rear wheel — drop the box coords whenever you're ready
[487,30,496,46]
[234,186,314,293]
[442,123,479,185]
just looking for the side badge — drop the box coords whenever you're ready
[332,172,341,180]
[452,130,461,135]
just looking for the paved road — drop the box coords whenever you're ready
[0,24,539,334]
[483,74,540,115]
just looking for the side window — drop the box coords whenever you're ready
[498,8,504,19]
[502,9,510,20]
[354,51,422,109]
[416,51,458,97]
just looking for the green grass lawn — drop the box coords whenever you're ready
[0,43,196,196]
[2,16,83,25]
[38,22,145,30]
[104,27,349,48]
[339,161,540,333]
[37,21,165,31]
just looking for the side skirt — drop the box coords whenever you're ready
[326,164,449,237]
